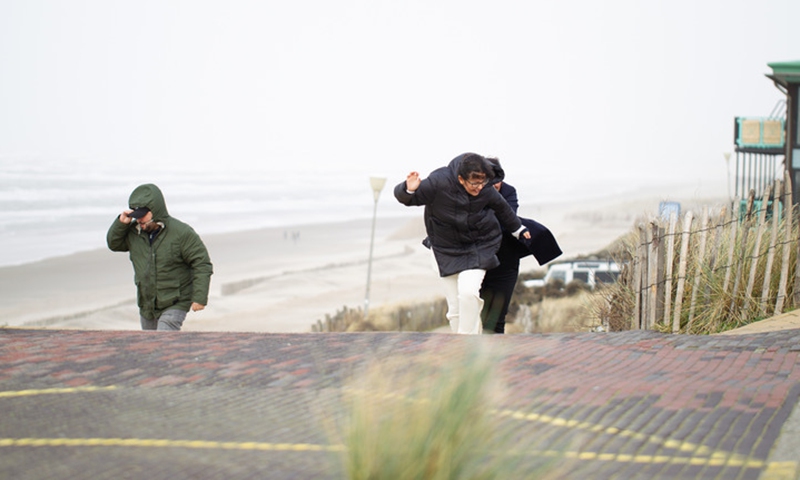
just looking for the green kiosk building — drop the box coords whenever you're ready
[766,60,800,204]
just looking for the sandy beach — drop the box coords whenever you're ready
[0,186,727,333]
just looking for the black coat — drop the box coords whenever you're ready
[493,182,562,266]
[484,182,562,281]
[514,217,563,265]
[394,153,522,277]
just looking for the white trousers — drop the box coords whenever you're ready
[432,252,486,334]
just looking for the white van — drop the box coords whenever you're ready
[523,260,621,289]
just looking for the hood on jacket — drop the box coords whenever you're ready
[128,184,169,222]
[447,153,505,186]
[486,158,506,186]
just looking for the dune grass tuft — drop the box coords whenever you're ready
[332,344,550,479]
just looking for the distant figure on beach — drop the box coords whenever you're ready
[394,152,531,335]
[480,159,562,334]
[107,183,213,331]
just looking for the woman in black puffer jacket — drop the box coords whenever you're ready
[394,152,530,334]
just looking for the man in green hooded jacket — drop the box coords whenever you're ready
[107,183,213,331]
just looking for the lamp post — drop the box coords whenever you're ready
[364,176,386,319]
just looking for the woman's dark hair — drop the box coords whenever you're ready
[486,157,501,168]
[458,153,491,180]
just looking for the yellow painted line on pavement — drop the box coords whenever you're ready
[491,407,762,467]
[2,436,790,472]
[344,391,772,469]
[562,450,764,468]
[0,386,118,398]
[519,448,778,469]
[1,387,340,453]
[494,407,712,455]
[1,387,783,471]
[0,437,344,452]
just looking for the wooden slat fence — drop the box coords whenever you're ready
[630,172,800,334]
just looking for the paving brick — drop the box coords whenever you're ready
[1,328,799,478]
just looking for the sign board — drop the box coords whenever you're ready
[763,120,784,145]
[735,117,785,149]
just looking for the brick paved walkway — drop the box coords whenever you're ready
[1,328,799,479]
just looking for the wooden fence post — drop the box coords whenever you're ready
[722,199,741,294]
[647,221,660,329]
[730,191,755,316]
[632,224,645,329]
[655,222,666,326]
[672,211,693,333]
[776,171,793,314]
[743,184,772,318]
[662,212,678,327]
[687,206,709,330]
[794,200,800,309]
[760,179,781,317]
[706,205,727,299]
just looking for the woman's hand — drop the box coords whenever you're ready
[405,171,421,192]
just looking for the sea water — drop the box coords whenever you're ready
[0,155,664,268]
[0,157,423,267]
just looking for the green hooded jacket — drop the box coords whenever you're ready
[107,184,213,320]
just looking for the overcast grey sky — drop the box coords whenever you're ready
[1,0,798,192]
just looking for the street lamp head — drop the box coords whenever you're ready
[370,176,386,193]
[370,176,387,201]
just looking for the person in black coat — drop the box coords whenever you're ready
[480,177,522,334]
[481,160,563,334]
[394,153,531,334]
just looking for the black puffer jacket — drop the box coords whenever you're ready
[394,153,522,277]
